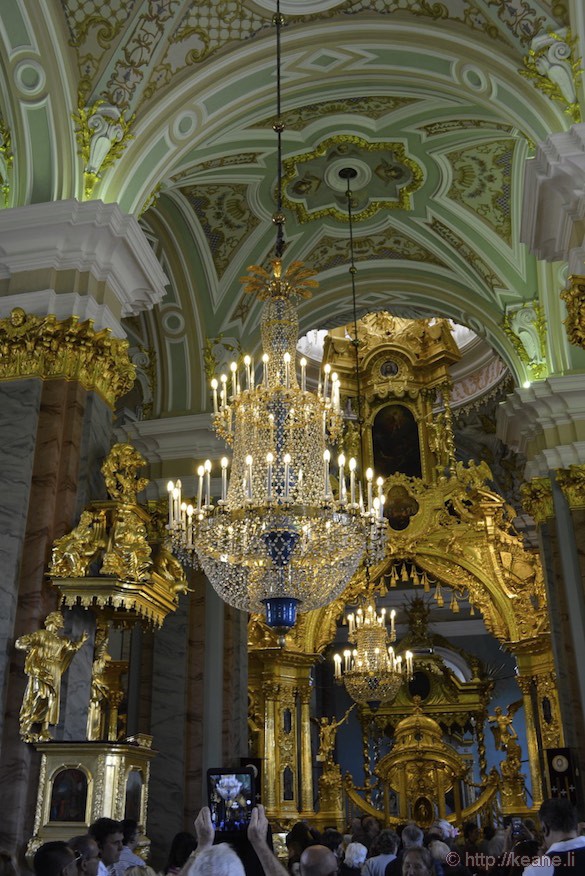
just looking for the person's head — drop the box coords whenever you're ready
[299,844,338,876]
[120,819,138,849]
[429,820,454,843]
[401,825,424,850]
[68,836,100,876]
[539,798,579,848]
[320,829,343,858]
[45,611,65,632]
[33,841,77,876]
[89,818,123,866]
[189,843,245,876]
[372,829,399,856]
[287,822,317,859]
[362,816,380,840]
[165,831,197,872]
[402,847,433,876]
[342,842,367,869]
[428,841,450,864]
[482,825,495,842]
[463,822,479,845]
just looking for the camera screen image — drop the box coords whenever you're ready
[207,771,254,833]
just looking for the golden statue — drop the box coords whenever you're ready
[16,611,88,742]
[315,704,356,763]
[87,625,111,741]
[488,700,522,751]
[101,508,152,581]
[101,443,149,504]
[50,509,107,577]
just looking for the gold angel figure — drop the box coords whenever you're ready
[488,700,523,751]
[314,703,356,763]
[16,611,88,742]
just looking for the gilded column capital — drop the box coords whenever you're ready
[561,276,585,349]
[0,308,135,407]
[556,464,585,509]
[262,681,280,700]
[520,477,553,523]
[297,682,312,705]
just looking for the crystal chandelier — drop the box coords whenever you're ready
[166,3,387,635]
[334,596,413,708]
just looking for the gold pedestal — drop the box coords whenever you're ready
[314,765,344,830]
[27,737,156,856]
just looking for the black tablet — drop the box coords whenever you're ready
[206,767,256,835]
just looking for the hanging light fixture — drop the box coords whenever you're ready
[333,596,414,708]
[332,168,413,708]
[166,3,387,637]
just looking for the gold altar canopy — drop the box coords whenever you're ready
[248,314,563,826]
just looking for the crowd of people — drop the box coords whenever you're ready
[19,797,585,876]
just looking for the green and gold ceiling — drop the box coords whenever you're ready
[0,0,577,414]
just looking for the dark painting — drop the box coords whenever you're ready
[49,768,87,822]
[372,404,421,478]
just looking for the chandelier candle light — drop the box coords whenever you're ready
[334,600,414,708]
[166,2,387,637]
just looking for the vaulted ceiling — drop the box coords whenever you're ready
[0,1,574,414]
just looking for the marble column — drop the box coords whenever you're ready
[0,379,42,750]
[145,595,190,871]
[0,378,109,852]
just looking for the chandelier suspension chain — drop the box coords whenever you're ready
[273,0,285,260]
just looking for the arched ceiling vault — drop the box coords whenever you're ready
[0,1,576,415]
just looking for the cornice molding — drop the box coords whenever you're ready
[521,124,585,271]
[0,200,167,336]
[496,375,585,477]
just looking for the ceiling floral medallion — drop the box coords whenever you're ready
[282,134,423,223]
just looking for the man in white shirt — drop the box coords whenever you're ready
[89,817,123,876]
[112,820,146,876]
[523,798,585,875]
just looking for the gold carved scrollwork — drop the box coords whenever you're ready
[556,464,585,510]
[561,276,585,348]
[520,478,553,524]
[101,443,149,504]
[0,309,135,407]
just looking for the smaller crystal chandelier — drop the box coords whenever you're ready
[334,595,413,708]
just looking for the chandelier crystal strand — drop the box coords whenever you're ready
[166,2,387,635]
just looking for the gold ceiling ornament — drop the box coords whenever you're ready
[561,275,585,349]
[503,302,548,380]
[0,111,12,206]
[0,308,135,407]
[555,464,585,510]
[520,29,582,123]
[72,93,134,199]
[520,477,553,524]
[281,133,424,223]
[50,443,188,628]
[166,3,387,636]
